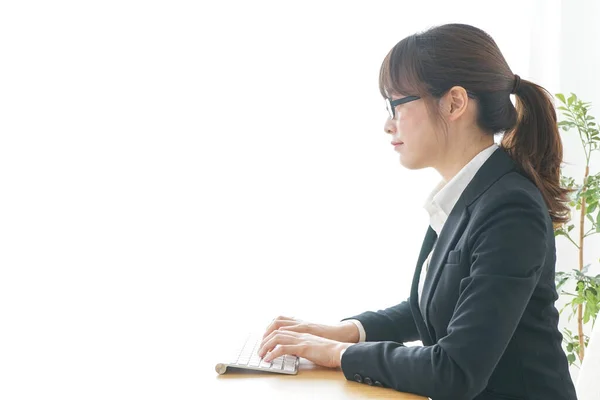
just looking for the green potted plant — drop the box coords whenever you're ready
[554,93,600,367]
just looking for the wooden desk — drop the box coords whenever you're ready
[210,358,426,399]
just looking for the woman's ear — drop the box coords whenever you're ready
[442,86,469,122]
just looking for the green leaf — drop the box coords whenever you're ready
[586,290,596,302]
[568,94,576,106]
[588,213,596,225]
[557,277,570,291]
[567,353,576,364]
[558,121,573,127]
[597,210,600,232]
[554,229,565,237]
[556,93,566,104]
[567,343,574,352]
[564,327,573,336]
[584,306,591,323]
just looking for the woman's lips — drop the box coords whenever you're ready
[391,141,404,151]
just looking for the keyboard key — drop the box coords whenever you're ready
[284,357,296,368]
[283,362,296,372]
[259,360,272,368]
[249,356,261,367]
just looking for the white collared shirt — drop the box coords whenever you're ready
[347,143,499,345]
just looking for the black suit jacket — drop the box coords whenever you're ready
[341,148,577,400]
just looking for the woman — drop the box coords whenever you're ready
[257,23,578,400]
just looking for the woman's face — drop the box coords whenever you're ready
[384,93,445,170]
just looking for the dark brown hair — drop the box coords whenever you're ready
[379,23,570,224]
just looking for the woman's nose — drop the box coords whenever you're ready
[384,119,395,134]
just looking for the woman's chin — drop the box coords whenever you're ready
[398,156,425,170]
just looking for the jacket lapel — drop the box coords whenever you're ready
[416,148,519,342]
[419,199,470,333]
[409,225,437,345]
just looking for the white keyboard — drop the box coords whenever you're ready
[215,334,299,375]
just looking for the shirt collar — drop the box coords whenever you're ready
[424,143,499,236]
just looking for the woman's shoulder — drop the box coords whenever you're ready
[471,170,550,221]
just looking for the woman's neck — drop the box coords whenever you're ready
[436,138,495,182]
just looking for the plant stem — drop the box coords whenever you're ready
[564,233,581,249]
[578,165,590,362]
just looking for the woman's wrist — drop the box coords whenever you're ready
[333,342,353,368]
[334,321,360,343]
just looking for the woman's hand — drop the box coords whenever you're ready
[262,316,360,343]
[257,329,353,368]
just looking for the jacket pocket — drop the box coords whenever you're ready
[446,249,461,264]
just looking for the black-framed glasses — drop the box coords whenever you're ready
[385,91,477,120]
[385,96,420,120]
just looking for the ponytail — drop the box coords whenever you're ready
[500,78,571,224]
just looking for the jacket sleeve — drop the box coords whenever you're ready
[340,189,548,400]
[341,299,420,343]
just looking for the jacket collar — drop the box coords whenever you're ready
[424,144,499,236]
[461,146,519,207]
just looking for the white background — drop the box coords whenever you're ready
[0,1,598,398]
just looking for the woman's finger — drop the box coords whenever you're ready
[260,327,302,351]
[277,325,300,334]
[258,331,298,357]
[273,315,296,321]
[257,331,299,358]
[278,324,311,334]
[264,344,301,362]
[262,318,299,339]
